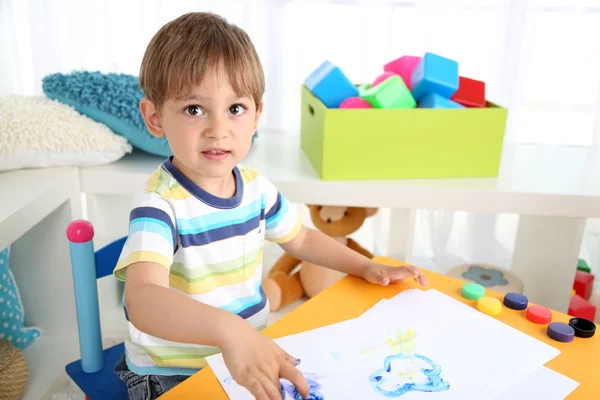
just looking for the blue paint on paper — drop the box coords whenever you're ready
[281,373,325,400]
[329,351,341,361]
[369,354,450,397]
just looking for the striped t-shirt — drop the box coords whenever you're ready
[114,157,302,376]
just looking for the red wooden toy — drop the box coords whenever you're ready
[569,294,596,321]
[451,76,486,108]
[573,270,594,300]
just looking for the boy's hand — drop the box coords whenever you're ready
[220,319,309,400]
[363,261,428,287]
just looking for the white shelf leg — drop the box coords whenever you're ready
[385,208,417,264]
[511,215,586,313]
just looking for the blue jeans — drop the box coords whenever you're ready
[114,353,189,399]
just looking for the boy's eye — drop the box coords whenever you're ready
[229,104,247,116]
[184,105,203,116]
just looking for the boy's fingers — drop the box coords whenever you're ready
[247,377,270,400]
[387,266,413,281]
[280,362,310,399]
[283,352,301,366]
[417,272,428,286]
[377,269,389,285]
[256,373,282,400]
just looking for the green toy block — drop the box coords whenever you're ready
[358,83,371,97]
[578,258,591,273]
[359,75,416,109]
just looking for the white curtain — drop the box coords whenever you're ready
[2,0,600,273]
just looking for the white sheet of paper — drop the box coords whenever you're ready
[206,288,562,400]
[493,366,579,399]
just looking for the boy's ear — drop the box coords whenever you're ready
[253,101,264,130]
[140,98,165,139]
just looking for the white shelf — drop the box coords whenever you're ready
[0,167,80,250]
[79,131,600,217]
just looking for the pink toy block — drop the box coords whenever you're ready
[573,270,594,300]
[340,97,373,109]
[371,71,398,88]
[569,294,596,321]
[384,55,421,90]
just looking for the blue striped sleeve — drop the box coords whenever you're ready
[129,207,177,252]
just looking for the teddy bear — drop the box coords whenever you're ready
[262,205,378,312]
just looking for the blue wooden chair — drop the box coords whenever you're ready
[66,220,128,400]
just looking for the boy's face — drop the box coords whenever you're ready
[141,65,262,182]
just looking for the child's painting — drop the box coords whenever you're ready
[206,289,560,400]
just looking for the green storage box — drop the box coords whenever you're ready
[300,84,507,181]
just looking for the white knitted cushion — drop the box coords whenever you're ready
[0,95,132,171]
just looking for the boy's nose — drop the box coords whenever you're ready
[206,117,229,139]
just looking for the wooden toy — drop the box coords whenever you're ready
[573,270,594,300]
[304,60,358,108]
[384,55,421,90]
[451,76,486,108]
[359,75,416,109]
[340,97,372,109]
[418,93,465,109]
[568,294,596,321]
[411,52,459,101]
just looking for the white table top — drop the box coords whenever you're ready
[0,167,79,249]
[78,131,600,218]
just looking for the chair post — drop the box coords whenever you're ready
[66,220,103,373]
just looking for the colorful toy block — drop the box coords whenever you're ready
[411,52,459,101]
[384,55,421,90]
[304,60,358,108]
[573,270,594,300]
[451,76,486,108]
[359,75,416,109]
[418,93,465,109]
[340,97,372,109]
[371,71,398,88]
[569,294,596,321]
[358,83,371,97]
[578,258,591,273]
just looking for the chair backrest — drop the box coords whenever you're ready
[66,220,127,373]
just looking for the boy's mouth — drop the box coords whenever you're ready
[202,148,230,161]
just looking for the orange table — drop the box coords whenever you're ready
[160,257,600,399]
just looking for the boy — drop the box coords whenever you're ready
[113,11,427,400]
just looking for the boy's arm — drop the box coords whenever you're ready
[280,226,427,287]
[125,261,310,399]
[278,226,372,278]
[124,261,243,347]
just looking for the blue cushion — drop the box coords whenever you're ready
[42,71,172,157]
[0,247,41,350]
[42,71,259,157]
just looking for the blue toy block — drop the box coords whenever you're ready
[418,93,465,109]
[411,52,459,101]
[304,61,359,108]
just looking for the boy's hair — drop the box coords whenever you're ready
[139,12,265,111]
